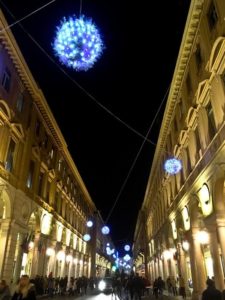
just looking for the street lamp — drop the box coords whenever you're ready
[196,230,209,244]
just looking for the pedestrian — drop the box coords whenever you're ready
[0,280,10,300]
[201,278,221,300]
[12,275,36,300]
[178,274,186,299]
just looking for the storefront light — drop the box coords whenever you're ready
[66,255,73,263]
[56,250,65,261]
[196,230,209,244]
[46,247,55,257]
[28,241,34,250]
[182,240,190,251]
[163,250,172,260]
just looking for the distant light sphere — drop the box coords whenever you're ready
[101,226,110,235]
[53,15,104,71]
[83,234,91,241]
[87,220,93,227]
[164,158,182,175]
[124,245,130,251]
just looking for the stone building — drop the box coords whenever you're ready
[134,0,225,299]
[0,10,112,285]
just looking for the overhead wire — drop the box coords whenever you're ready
[0,0,57,34]
[105,85,169,223]
[0,0,157,146]
[0,0,171,227]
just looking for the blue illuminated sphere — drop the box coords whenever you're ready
[124,245,130,252]
[87,220,93,227]
[101,226,110,235]
[53,16,104,71]
[164,158,182,175]
[83,234,91,241]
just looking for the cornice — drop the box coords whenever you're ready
[143,0,204,209]
[0,10,96,211]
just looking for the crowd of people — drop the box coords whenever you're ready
[1,272,225,300]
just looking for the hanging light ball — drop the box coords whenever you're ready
[124,245,130,252]
[86,220,93,228]
[164,158,182,175]
[53,15,104,71]
[101,225,110,235]
[83,234,91,242]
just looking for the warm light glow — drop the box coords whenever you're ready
[46,247,55,257]
[163,250,172,260]
[66,255,73,263]
[83,234,91,241]
[74,258,78,264]
[28,241,34,250]
[87,220,93,227]
[182,206,190,230]
[41,212,52,235]
[56,250,65,261]
[101,226,110,235]
[171,220,177,239]
[79,260,83,264]
[182,240,190,251]
[199,184,213,216]
[56,223,63,242]
[98,280,106,291]
[196,230,209,244]
[66,229,71,246]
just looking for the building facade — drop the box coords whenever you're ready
[134,0,225,299]
[0,10,112,285]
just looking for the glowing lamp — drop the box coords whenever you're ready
[56,250,65,261]
[28,241,34,250]
[83,234,91,242]
[87,220,93,227]
[53,15,104,71]
[163,250,172,260]
[46,247,55,257]
[196,230,209,244]
[124,245,130,251]
[101,226,110,235]
[164,158,182,175]
[66,255,73,263]
[182,241,190,251]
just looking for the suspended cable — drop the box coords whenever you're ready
[0,0,57,34]
[79,0,83,16]
[0,1,171,225]
[105,85,169,223]
[0,0,158,146]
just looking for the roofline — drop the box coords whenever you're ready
[0,10,96,210]
[142,0,204,210]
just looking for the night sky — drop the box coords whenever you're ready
[1,0,190,253]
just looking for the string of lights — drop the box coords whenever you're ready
[0,0,57,34]
[0,0,157,146]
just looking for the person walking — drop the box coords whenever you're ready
[178,275,186,299]
[0,280,10,300]
[12,275,36,300]
[201,278,221,300]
